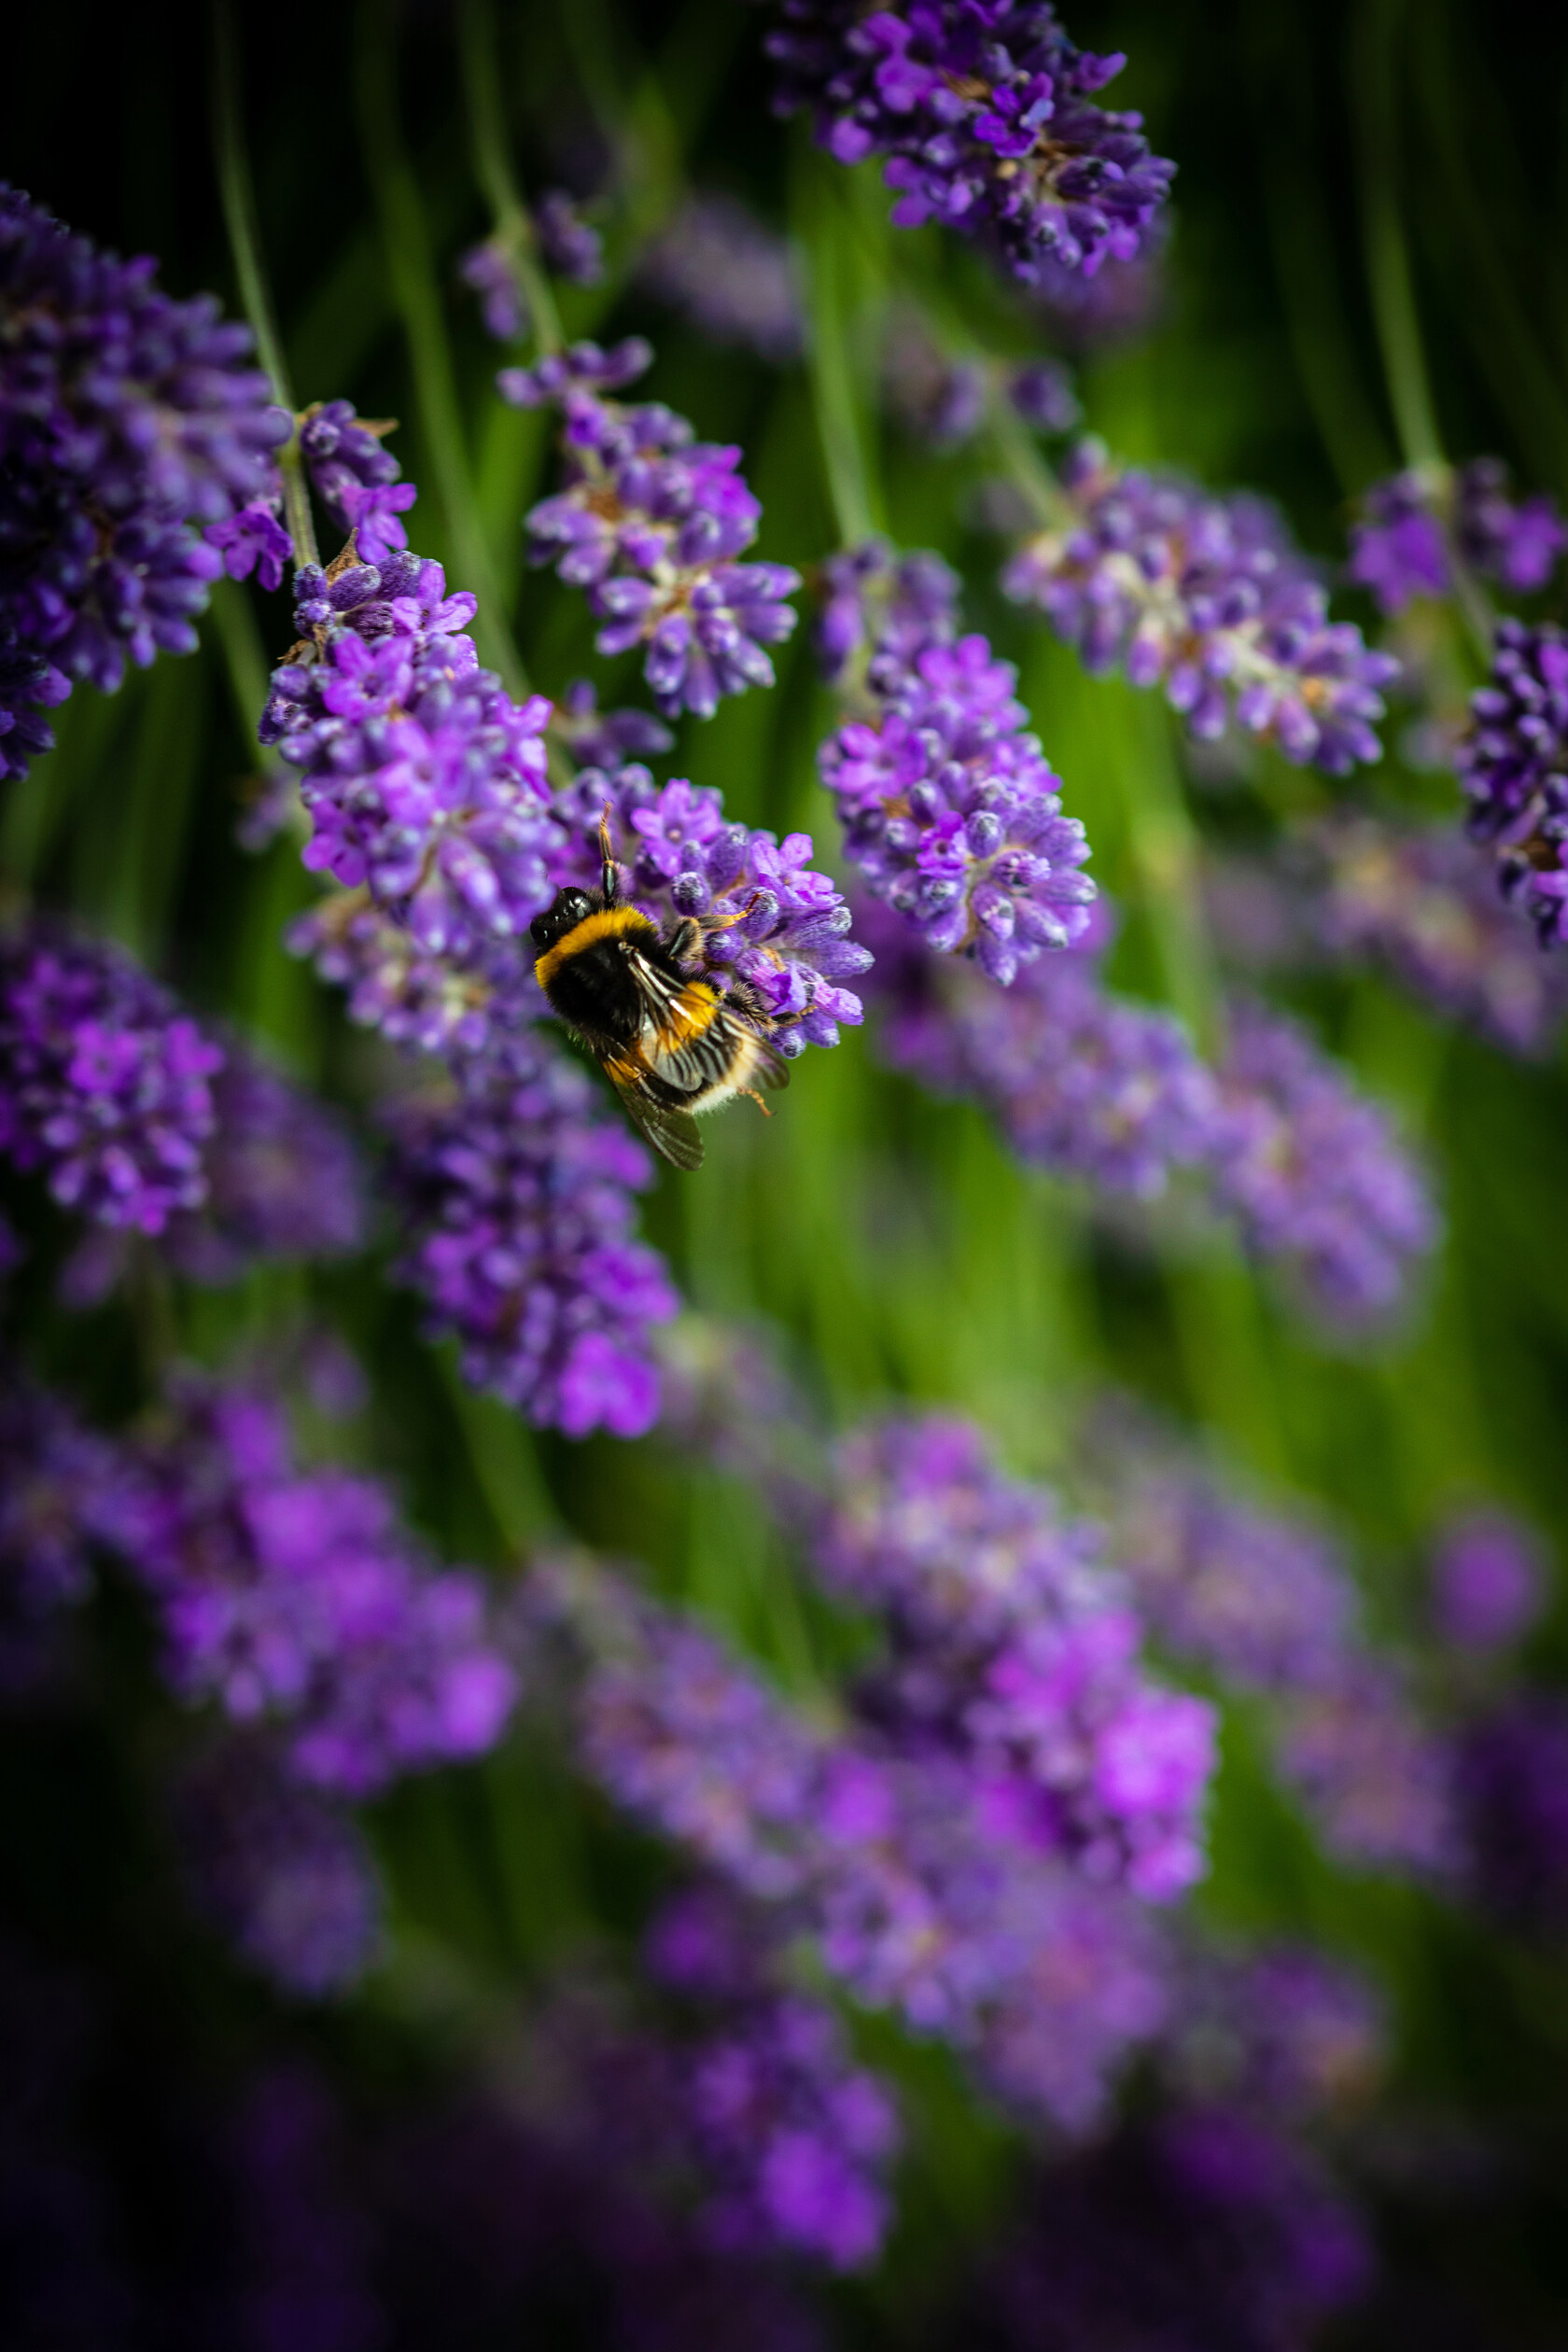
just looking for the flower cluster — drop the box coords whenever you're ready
[386,1031,679,1439]
[1430,1507,1547,1656]
[868,901,1219,1197]
[820,1415,1217,1900]
[0,185,287,772]
[639,193,806,364]
[1004,441,1399,773]
[648,1884,900,2269]
[173,1737,383,1998]
[814,537,961,686]
[1309,813,1568,1056]
[1457,619,1568,946]
[504,339,800,720]
[881,315,1079,450]
[1211,998,1437,1325]
[764,2,1174,284]
[461,191,604,344]
[0,925,223,1233]
[1099,1417,1457,1874]
[819,602,1096,986]
[1348,457,1566,616]
[91,1378,516,1796]
[523,1552,1175,2132]
[548,761,872,1052]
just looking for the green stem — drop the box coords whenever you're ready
[457,0,565,357]
[211,0,319,568]
[792,143,880,548]
[355,0,526,694]
[1351,0,1444,473]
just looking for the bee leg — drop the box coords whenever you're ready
[665,917,704,966]
[598,806,620,905]
[737,1085,774,1118]
[703,891,765,934]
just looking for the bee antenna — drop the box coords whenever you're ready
[597,806,618,904]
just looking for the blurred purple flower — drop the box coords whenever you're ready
[1430,1508,1547,1656]
[639,193,805,364]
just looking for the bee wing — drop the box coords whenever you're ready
[605,1055,706,1171]
[625,949,791,1099]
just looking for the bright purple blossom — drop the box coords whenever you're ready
[507,339,800,720]
[547,762,871,1054]
[205,496,293,591]
[820,1415,1217,1900]
[91,1379,517,1796]
[0,185,288,762]
[813,538,961,687]
[1004,441,1399,773]
[173,1738,383,1998]
[639,193,805,363]
[868,901,1220,1197]
[819,616,1096,985]
[1211,998,1437,1325]
[1457,619,1568,947]
[1348,458,1566,616]
[0,926,223,1233]
[1309,813,1568,1056]
[524,1555,1174,2133]
[1430,1508,1547,1655]
[262,545,558,979]
[296,398,401,535]
[766,3,1174,285]
[339,480,416,567]
[387,1030,679,1438]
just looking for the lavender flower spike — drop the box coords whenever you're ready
[765,3,1175,285]
[1348,456,1566,616]
[1211,998,1437,1326]
[638,192,806,363]
[0,926,223,1233]
[819,603,1096,986]
[387,1029,679,1440]
[1457,618,1568,947]
[505,338,800,721]
[0,186,288,766]
[1004,441,1398,774]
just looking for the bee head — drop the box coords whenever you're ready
[530,888,595,950]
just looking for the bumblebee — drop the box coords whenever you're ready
[530,817,788,1171]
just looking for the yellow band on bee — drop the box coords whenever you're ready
[534,903,656,991]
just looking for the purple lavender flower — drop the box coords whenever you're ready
[1453,1696,1568,1934]
[0,926,223,1233]
[1457,619,1568,947]
[868,901,1219,1197]
[819,625,1096,985]
[534,189,605,287]
[1349,457,1566,616]
[638,193,805,364]
[765,3,1175,285]
[1107,1441,1360,1697]
[92,1379,516,1795]
[460,237,527,343]
[1211,998,1437,1325]
[551,677,675,769]
[547,762,872,1054]
[1008,357,1080,432]
[387,1032,679,1439]
[0,624,71,781]
[1024,219,1168,349]
[1311,812,1568,1056]
[206,496,293,592]
[0,1370,113,1695]
[506,339,800,721]
[0,186,287,759]
[155,1045,368,1285]
[1430,1508,1547,1655]
[1004,441,1399,773]
[262,546,559,973]
[296,399,402,536]
[1276,1662,1457,1874]
[881,315,989,448]
[813,539,960,687]
[524,1556,1173,2132]
[173,1738,382,1997]
[820,1415,1217,1901]
[1166,1942,1386,2120]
